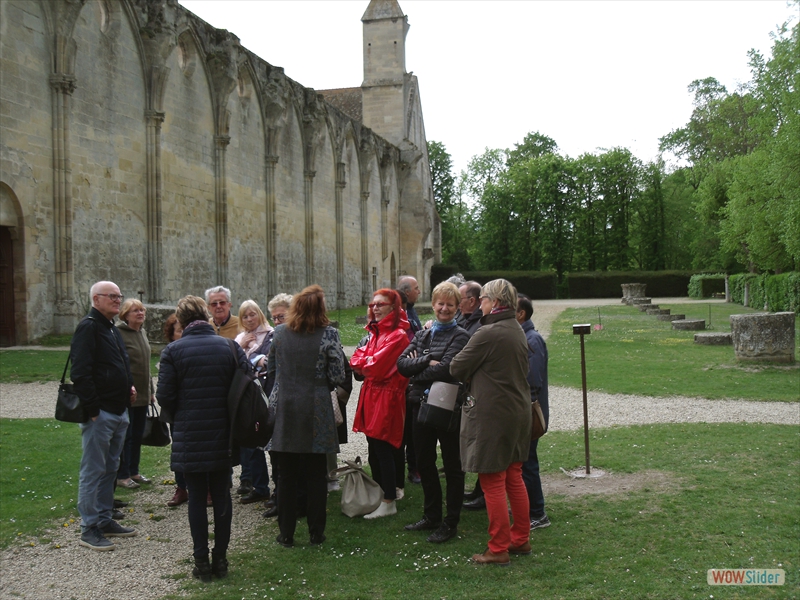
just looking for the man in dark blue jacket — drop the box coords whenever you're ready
[71,281,137,551]
[516,294,550,530]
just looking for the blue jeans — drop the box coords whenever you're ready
[117,405,147,479]
[78,409,129,530]
[239,447,270,496]
[521,438,545,517]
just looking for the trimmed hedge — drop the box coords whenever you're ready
[429,266,558,299]
[565,271,696,299]
[729,272,800,313]
[688,274,726,299]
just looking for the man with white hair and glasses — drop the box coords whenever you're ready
[71,281,138,551]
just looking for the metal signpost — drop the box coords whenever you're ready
[573,323,592,475]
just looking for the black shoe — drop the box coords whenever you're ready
[407,469,421,484]
[427,524,457,544]
[463,488,481,501]
[262,505,279,518]
[111,509,125,521]
[113,499,128,508]
[463,495,486,511]
[236,480,253,495]
[404,517,441,531]
[211,554,228,579]
[100,520,137,537]
[239,490,270,505]
[309,534,326,546]
[275,534,294,548]
[192,556,212,583]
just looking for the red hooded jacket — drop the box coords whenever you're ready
[351,312,410,448]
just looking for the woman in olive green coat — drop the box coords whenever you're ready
[450,279,531,566]
[116,299,155,488]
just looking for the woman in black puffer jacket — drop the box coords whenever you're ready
[157,295,250,582]
[397,282,469,544]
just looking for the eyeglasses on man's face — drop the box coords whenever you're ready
[209,301,230,308]
[272,313,286,323]
[97,293,124,302]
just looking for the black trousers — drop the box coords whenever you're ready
[367,437,399,500]
[273,452,327,542]
[412,403,465,528]
[184,470,232,560]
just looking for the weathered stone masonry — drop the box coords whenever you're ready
[0,0,439,344]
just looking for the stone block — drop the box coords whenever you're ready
[630,297,652,305]
[730,312,796,363]
[646,309,670,316]
[694,332,732,346]
[657,314,685,321]
[638,304,657,312]
[621,283,647,303]
[142,304,178,344]
[672,319,705,331]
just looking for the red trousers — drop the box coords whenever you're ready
[478,462,530,553]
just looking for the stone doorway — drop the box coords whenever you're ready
[0,226,14,346]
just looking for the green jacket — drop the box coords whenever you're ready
[116,322,154,407]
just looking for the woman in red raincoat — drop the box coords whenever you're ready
[351,288,410,519]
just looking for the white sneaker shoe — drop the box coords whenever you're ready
[395,487,404,500]
[364,500,397,519]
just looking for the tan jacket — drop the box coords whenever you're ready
[210,315,239,340]
[449,310,531,473]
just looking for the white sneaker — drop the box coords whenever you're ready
[327,480,340,492]
[364,500,397,519]
[395,487,404,500]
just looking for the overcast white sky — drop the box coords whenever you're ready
[180,0,797,175]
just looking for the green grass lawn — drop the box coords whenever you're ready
[2,419,796,598]
[548,305,800,401]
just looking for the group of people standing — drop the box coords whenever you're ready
[348,275,550,566]
[70,273,549,578]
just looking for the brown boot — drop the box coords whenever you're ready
[167,487,188,507]
[508,541,532,555]
[471,548,510,566]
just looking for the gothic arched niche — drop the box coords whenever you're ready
[70,0,147,297]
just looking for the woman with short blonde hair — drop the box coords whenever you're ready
[115,299,155,489]
[450,278,532,565]
[397,280,469,543]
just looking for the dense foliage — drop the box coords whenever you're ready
[429,9,798,279]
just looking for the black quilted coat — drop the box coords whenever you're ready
[396,324,470,405]
[157,322,250,473]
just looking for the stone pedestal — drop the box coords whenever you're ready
[673,319,705,331]
[143,304,178,345]
[621,283,647,305]
[639,304,658,312]
[647,309,670,316]
[730,312,796,363]
[658,314,685,322]
[694,332,732,345]
[630,297,652,305]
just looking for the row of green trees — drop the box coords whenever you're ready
[430,10,798,279]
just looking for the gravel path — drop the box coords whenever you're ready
[1,298,796,600]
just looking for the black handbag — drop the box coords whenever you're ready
[417,382,462,433]
[141,403,171,446]
[55,356,88,423]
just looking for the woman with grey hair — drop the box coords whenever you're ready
[449,278,531,566]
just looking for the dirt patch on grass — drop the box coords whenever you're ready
[542,469,674,498]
